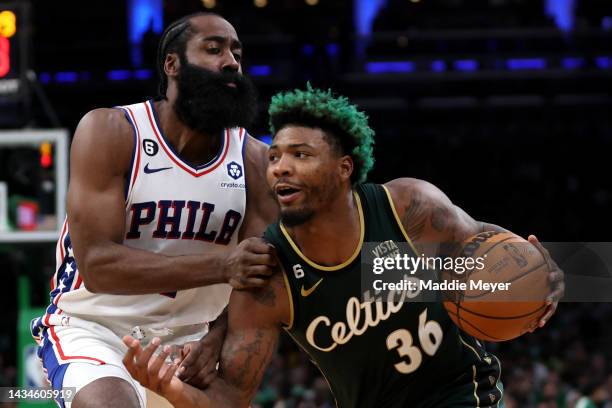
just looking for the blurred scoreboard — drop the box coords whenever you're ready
[0,2,30,126]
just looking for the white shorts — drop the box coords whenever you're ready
[62,362,151,408]
[37,317,204,408]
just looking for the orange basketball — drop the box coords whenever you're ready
[442,231,549,342]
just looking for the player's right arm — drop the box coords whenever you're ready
[68,109,276,295]
[384,177,507,251]
[123,270,290,407]
[384,177,564,326]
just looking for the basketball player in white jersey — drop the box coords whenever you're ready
[30,12,278,408]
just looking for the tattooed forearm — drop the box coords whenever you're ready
[221,329,278,394]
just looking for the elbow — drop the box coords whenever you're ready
[75,248,113,294]
[81,277,103,294]
[76,260,103,293]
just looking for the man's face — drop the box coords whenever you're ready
[267,126,348,227]
[172,15,257,135]
[182,14,243,76]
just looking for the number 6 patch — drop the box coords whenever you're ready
[143,140,159,156]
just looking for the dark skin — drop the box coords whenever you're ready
[122,125,564,407]
[68,15,278,408]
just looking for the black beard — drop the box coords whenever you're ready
[280,207,315,227]
[173,59,257,135]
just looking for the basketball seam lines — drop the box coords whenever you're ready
[449,310,505,341]
[456,302,547,320]
[477,236,515,258]
[461,260,548,300]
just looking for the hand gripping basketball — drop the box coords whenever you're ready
[527,234,565,330]
[443,231,560,341]
[223,237,279,289]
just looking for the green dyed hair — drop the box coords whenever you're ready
[268,84,375,185]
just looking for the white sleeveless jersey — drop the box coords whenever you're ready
[32,100,246,339]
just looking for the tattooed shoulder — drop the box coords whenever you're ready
[387,178,486,255]
[393,178,458,242]
[400,189,428,241]
[431,205,452,232]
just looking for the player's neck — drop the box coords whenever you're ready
[288,189,361,267]
[154,99,222,166]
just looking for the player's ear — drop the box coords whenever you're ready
[164,53,180,78]
[339,155,353,182]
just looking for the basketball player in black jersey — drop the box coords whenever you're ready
[122,86,564,408]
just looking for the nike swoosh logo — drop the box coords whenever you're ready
[144,163,172,174]
[301,278,323,297]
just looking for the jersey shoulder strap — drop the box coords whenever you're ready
[263,223,302,330]
[356,183,415,245]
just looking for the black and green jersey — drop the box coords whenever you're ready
[264,183,503,408]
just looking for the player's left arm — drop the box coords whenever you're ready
[384,177,564,327]
[175,136,280,387]
[123,270,289,407]
[239,135,279,241]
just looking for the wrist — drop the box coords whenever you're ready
[206,321,226,340]
[218,253,231,284]
[199,253,229,286]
